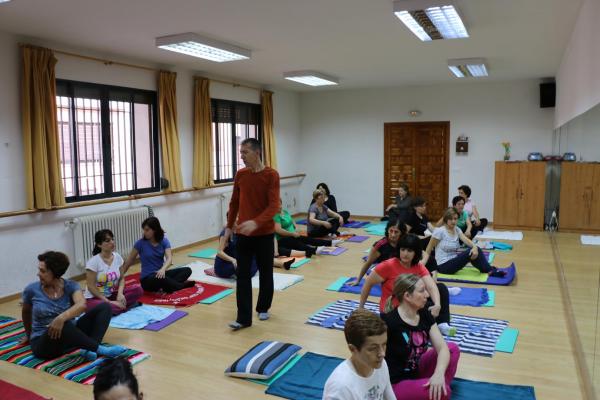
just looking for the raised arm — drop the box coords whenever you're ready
[48,289,86,340]
[422,236,440,266]
[217,235,237,265]
[359,270,384,309]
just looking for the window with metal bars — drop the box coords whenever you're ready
[211,99,262,183]
[56,80,160,202]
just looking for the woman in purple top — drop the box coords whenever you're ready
[123,217,193,293]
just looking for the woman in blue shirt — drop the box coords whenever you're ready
[21,251,125,359]
[123,217,193,293]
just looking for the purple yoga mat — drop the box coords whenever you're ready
[322,247,348,256]
[143,310,188,331]
[346,235,369,243]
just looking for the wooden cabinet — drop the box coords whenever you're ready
[559,163,600,232]
[493,161,546,230]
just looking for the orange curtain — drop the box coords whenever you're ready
[192,77,213,188]
[261,90,277,168]
[21,45,65,209]
[158,71,184,191]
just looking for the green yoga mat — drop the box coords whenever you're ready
[326,277,350,291]
[438,267,489,282]
[199,288,234,304]
[291,258,311,269]
[483,290,495,307]
[248,354,304,386]
[188,248,218,259]
[496,327,519,353]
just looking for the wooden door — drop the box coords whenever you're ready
[384,122,449,221]
[518,162,547,229]
[559,163,594,230]
[493,162,520,227]
[589,164,600,230]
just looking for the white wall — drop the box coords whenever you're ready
[0,31,303,297]
[555,0,600,128]
[298,80,555,219]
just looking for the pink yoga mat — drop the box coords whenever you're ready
[143,310,188,331]
[0,379,50,400]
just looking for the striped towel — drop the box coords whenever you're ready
[444,314,508,357]
[307,300,380,330]
[225,341,302,379]
[0,318,150,384]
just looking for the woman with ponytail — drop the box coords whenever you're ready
[359,234,454,336]
[84,229,142,315]
[382,274,460,400]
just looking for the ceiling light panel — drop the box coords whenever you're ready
[448,58,488,78]
[156,33,250,62]
[394,1,468,41]
[283,71,339,87]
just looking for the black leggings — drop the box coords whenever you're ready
[425,282,450,325]
[30,302,112,359]
[308,218,340,237]
[140,267,192,293]
[338,211,350,224]
[278,236,332,253]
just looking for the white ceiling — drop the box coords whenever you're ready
[0,0,582,91]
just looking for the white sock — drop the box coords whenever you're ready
[316,246,326,255]
[448,287,462,296]
[332,239,343,246]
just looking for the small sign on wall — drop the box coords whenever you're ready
[456,135,469,154]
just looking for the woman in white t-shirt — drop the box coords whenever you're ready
[85,229,143,315]
[423,208,504,277]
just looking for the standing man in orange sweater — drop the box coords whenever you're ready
[225,138,280,330]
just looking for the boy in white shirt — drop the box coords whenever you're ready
[323,310,395,400]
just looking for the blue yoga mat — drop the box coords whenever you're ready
[451,378,536,400]
[265,352,344,400]
[449,287,489,307]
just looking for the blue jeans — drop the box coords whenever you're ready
[437,248,492,275]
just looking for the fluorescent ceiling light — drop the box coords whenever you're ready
[156,33,250,62]
[393,0,469,41]
[448,58,488,78]
[283,71,339,87]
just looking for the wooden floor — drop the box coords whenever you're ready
[0,228,589,400]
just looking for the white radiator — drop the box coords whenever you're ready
[67,206,153,269]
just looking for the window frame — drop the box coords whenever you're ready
[211,98,262,184]
[56,79,161,202]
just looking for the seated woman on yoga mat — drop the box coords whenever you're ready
[84,229,143,315]
[381,274,460,400]
[384,183,412,222]
[452,195,473,238]
[122,217,194,293]
[405,196,437,252]
[307,189,345,237]
[359,234,454,336]
[21,251,126,360]
[94,358,143,400]
[216,228,297,277]
[275,199,341,257]
[458,185,488,238]
[323,310,395,400]
[348,218,405,286]
[423,208,504,277]
[310,182,351,224]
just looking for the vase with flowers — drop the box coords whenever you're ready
[502,142,511,161]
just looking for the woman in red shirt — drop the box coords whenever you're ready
[359,234,454,336]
